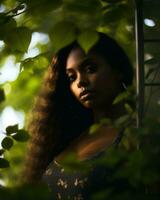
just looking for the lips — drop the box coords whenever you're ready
[79,90,93,101]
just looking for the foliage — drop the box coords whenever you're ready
[89,117,160,199]
[58,88,160,199]
[0,0,135,186]
[0,0,135,113]
[0,124,29,186]
[0,0,160,199]
[0,124,29,157]
[0,184,51,200]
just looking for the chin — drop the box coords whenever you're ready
[83,100,94,109]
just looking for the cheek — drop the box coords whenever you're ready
[93,72,120,95]
[90,73,109,88]
[70,83,79,98]
[102,76,120,99]
[88,74,99,87]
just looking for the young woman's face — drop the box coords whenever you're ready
[66,47,122,109]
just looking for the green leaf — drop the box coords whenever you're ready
[0,149,5,156]
[0,158,9,168]
[59,153,90,173]
[91,189,113,200]
[100,118,112,126]
[114,114,130,128]
[77,30,99,53]
[121,137,130,150]
[0,17,17,39]
[26,0,62,16]
[63,0,101,14]
[21,55,49,72]
[124,103,133,114]
[4,27,32,52]
[89,123,100,135]
[6,124,18,135]
[12,129,30,142]
[1,137,13,150]
[50,21,77,51]
[104,0,124,3]
[33,56,49,69]
[0,13,6,24]
[20,58,34,73]
[0,88,5,103]
[3,17,17,31]
[113,91,129,104]
[102,4,127,25]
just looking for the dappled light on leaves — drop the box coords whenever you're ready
[0,0,160,199]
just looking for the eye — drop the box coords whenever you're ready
[67,74,76,83]
[85,64,97,73]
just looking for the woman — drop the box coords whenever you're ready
[22,32,134,199]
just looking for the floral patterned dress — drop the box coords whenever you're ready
[42,131,123,200]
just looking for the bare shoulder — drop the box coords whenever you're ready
[56,125,120,162]
[76,125,119,160]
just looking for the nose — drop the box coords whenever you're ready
[77,75,88,88]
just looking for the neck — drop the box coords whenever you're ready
[93,101,125,123]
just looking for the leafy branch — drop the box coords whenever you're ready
[4,3,27,17]
[0,124,29,169]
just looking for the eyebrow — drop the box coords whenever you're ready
[66,58,96,72]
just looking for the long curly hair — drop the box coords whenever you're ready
[21,32,133,183]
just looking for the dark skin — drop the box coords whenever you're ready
[66,48,123,121]
[56,125,120,161]
[57,47,125,161]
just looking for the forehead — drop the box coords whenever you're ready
[66,48,86,69]
[66,47,106,70]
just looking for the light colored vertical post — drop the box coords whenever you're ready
[135,0,145,127]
